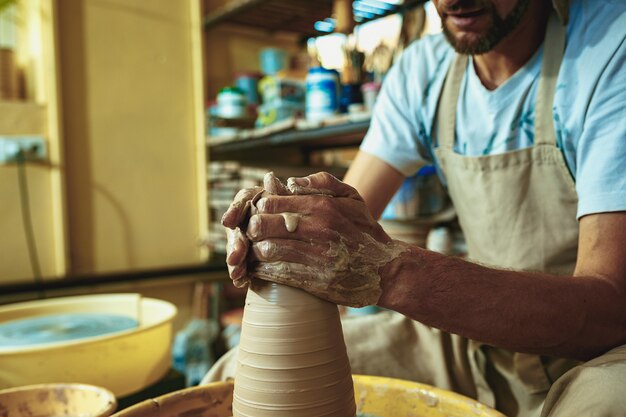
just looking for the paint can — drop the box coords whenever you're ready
[306,66,340,122]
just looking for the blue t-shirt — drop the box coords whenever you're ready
[361,0,626,219]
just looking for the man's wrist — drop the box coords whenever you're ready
[376,242,423,310]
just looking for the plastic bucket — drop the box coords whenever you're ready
[112,375,505,417]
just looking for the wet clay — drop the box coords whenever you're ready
[281,213,300,232]
[233,281,357,417]
[252,234,408,308]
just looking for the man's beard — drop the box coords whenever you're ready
[441,0,531,55]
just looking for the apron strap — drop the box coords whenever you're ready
[437,53,467,151]
[534,12,567,147]
[436,11,566,151]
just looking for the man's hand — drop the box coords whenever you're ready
[222,174,292,288]
[222,186,261,288]
[223,172,407,307]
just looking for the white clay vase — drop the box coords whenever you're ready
[233,280,357,417]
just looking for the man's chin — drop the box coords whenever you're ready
[440,0,531,55]
[443,27,495,55]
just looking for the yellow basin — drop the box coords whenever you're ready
[354,375,505,416]
[112,375,505,417]
[0,294,177,397]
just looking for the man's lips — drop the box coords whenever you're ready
[444,8,488,28]
[447,8,485,17]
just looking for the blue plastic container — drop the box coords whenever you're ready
[259,48,288,76]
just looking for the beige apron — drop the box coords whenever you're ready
[433,12,580,417]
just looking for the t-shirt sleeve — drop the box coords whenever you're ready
[360,49,432,177]
[575,36,626,218]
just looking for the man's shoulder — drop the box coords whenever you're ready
[567,0,626,42]
[570,0,626,17]
[560,0,626,99]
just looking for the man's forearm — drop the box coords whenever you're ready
[377,244,626,360]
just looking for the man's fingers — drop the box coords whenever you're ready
[246,213,339,242]
[224,172,362,228]
[256,194,369,221]
[226,228,248,266]
[255,195,312,215]
[232,277,249,288]
[287,172,363,201]
[222,186,263,229]
[250,239,335,264]
[228,263,247,282]
[226,228,250,286]
[263,172,291,196]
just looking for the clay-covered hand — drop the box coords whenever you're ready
[222,186,261,288]
[248,172,407,308]
[222,175,291,288]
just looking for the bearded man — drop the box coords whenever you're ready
[216,0,626,415]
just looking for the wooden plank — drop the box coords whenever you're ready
[204,0,423,34]
[204,0,270,29]
[205,0,333,34]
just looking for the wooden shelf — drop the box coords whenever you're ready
[204,0,333,36]
[208,119,369,157]
[203,0,425,36]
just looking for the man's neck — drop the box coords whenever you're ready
[473,2,551,90]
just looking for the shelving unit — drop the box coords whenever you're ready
[209,119,369,160]
[202,0,428,161]
[202,0,439,256]
[202,0,429,163]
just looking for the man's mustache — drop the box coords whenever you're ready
[438,0,490,14]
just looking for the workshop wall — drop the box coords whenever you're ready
[57,0,206,275]
[0,0,207,283]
